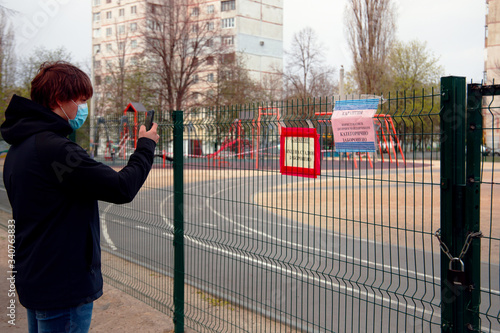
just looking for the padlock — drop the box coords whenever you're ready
[448,257,468,287]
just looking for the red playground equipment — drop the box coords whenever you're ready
[207,119,252,167]
[206,107,282,169]
[315,109,406,167]
[373,114,406,165]
[112,102,150,159]
[123,102,149,149]
[254,107,281,169]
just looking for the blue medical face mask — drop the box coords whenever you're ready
[60,100,88,130]
[69,100,88,130]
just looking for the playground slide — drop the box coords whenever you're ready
[208,139,238,157]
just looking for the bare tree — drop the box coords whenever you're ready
[345,0,396,94]
[97,21,135,114]
[143,0,218,113]
[259,72,284,101]
[0,8,16,123]
[18,46,73,96]
[0,10,15,86]
[282,27,337,100]
[202,52,262,107]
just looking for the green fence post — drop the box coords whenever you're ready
[464,83,482,330]
[172,110,184,333]
[440,76,467,332]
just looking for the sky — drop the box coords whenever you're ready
[3,0,486,83]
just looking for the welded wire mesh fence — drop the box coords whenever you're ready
[476,86,500,332]
[89,86,500,332]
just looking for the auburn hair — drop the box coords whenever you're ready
[31,61,93,110]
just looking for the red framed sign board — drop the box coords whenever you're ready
[280,127,321,178]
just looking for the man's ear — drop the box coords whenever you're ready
[54,99,63,110]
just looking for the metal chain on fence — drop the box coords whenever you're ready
[434,228,483,262]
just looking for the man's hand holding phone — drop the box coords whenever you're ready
[139,110,160,143]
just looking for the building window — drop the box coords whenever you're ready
[106,43,112,52]
[93,28,101,38]
[130,57,138,66]
[206,56,214,65]
[118,42,125,51]
[93,12,101,22]
[221,0,235,12]
[94,60,101,70]
[105,76,112,85]
[207,21,214,31]
[222,36,234,45]
[106,27,112,36]
[95,75,101,86]
[192,24,199,33]
[222,70,232,80]
[207,4,214,14]
[191,7,199,16]
[93,0,101,6]
[147,19,161,31]
[106,11,112,19]
[106,61,112,70]
[93,44,101,54]
[131,5,137,14]
[131,40,138,49]
[130,22,137,32]
[193,74,199,83]
[106,0,111,3]
[149,3,160,14]
[205,38,214,47]
[207,73,214,82]
[119,8,125,17]
[221,17,234,29]
[118,24,125,35]
[223,53,235,63]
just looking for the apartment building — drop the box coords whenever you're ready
[91,0,283,112]
[484,0,500,148]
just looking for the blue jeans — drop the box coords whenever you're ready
[27,302,93,333]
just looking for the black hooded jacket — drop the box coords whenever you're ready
[1,95,156,310]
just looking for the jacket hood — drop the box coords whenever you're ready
[1,95,73,145]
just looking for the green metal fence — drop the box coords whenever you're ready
[465,81,500,332]
[89,77,500,332]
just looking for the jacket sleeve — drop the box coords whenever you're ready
[38,133,156,204]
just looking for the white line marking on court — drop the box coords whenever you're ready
[234,228,254,235]
[204,181,500,313]
[163,178,500,298]
[186,235,437,318]
[207,184,434,280]
[100,204,117,251]
[108,219,125,225]
[234,214,301,230]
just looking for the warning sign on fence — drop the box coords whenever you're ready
[331,99,380,152]
[280,127,320,178]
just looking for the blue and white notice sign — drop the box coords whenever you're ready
[331,99,380,152]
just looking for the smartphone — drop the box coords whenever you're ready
[145,110,155,131]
